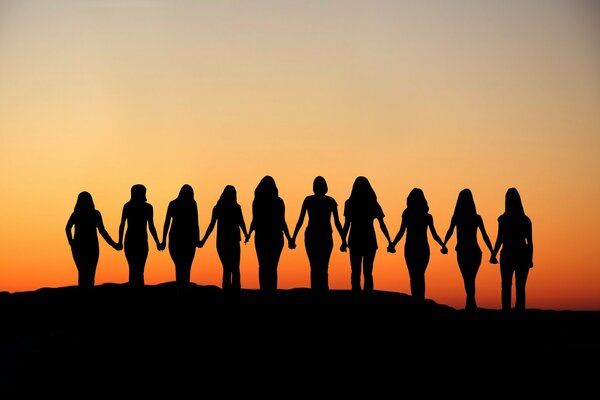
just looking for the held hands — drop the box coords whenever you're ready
[440,244,448,255]
[387,240,396,254]
[244,233,251,244]
[490,255,499,264]
[157,241,165,251]
[288,239,296,250]
[197,239,204,249]
[340,242,348,252]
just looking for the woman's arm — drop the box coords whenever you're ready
[390,219,406,248]
[332,204,344,244]
[490,218,502,263]
[147,205,162,250]
[117,206,127,246]
[199,207,217,247]
[280,200,294,247]
[66,214,75,246]
[160,203,172,249]
[428,215,447,252]
[377,216,393,246]
[291,198,308,243]
[442,217,455,247]
[339,217,350,251]
[477,215,494,254]
[97,211,120,250]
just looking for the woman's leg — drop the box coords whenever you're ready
[514,267,530,311]
[349,249,363,294]
[500,262,515,311]
[362,248,376,295]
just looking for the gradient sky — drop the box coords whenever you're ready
[1,0,599,310]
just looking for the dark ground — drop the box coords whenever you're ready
[1,282,599,396]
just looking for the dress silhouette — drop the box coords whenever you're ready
[65,191,121,291]
[442,188,493,311]
[340,176,393,296]
[490,187,533,311]
[160,184,200,298]
[118,184,162,289]
[199,185,249,297]
[291,176,344,298]
[388,188,447,305]
[246,176,293,297]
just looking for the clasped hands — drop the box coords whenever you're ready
[386,242,448,254]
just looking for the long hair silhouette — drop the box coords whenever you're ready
[161,184,200,298]
[389,188,446,305]
[118,184,162,290]
[340,176,392,296]
[491,187,533,311]
[66,191,120,291]
[200,184,249,297]
[442,188,493,310]
[291,176,344,299]
[247,176,293,297]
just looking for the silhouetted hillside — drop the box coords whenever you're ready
[1,282,599,395]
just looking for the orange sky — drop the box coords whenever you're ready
[1,1,599,310]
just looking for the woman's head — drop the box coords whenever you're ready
[177,184,195,202]
[406,188,429,213]
[454,188,476,218]
[130,184,147,203]
[74,191,95,213]
[349,176,376,203]
[313,176,328,196]
[255,175,278,199]
[505,187,525,215]
[218,185,237,206]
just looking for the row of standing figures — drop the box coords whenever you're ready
[66,176,533,312]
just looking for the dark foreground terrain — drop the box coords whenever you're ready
[1,282,599,395]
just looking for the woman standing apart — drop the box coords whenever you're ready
[340,176,393,297]
[490,187,533,312]
[118,184,162,290]
[199,185,249,298]
[388,188,447,306]
[442,188,493,311]
[291,176,344,299]
[246,176,294,297]
[66,191,121,291]
[161,184,200,299]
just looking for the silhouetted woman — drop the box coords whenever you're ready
[66,191,121,291]
[490,187,533,312]
[199,185,249,297]
[442,188,494,310]
[161,184,200,298]
[118,184,162,290]
[388,188,447,305]
[291,176,344,298]
[246,176,293,297]
[340,176,393,296]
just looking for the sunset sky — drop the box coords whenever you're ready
[1,0,599,310]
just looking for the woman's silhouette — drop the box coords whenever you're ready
[388,188,447,305]
[490,187,533,312]
[65,191,121,291]
[442,188,494,311]
[340,176,393,296]
[291,176,344,299]
[246,176,293,297]
[199,185,249,297]
[161,184,200,298]
[118,184,162,290]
